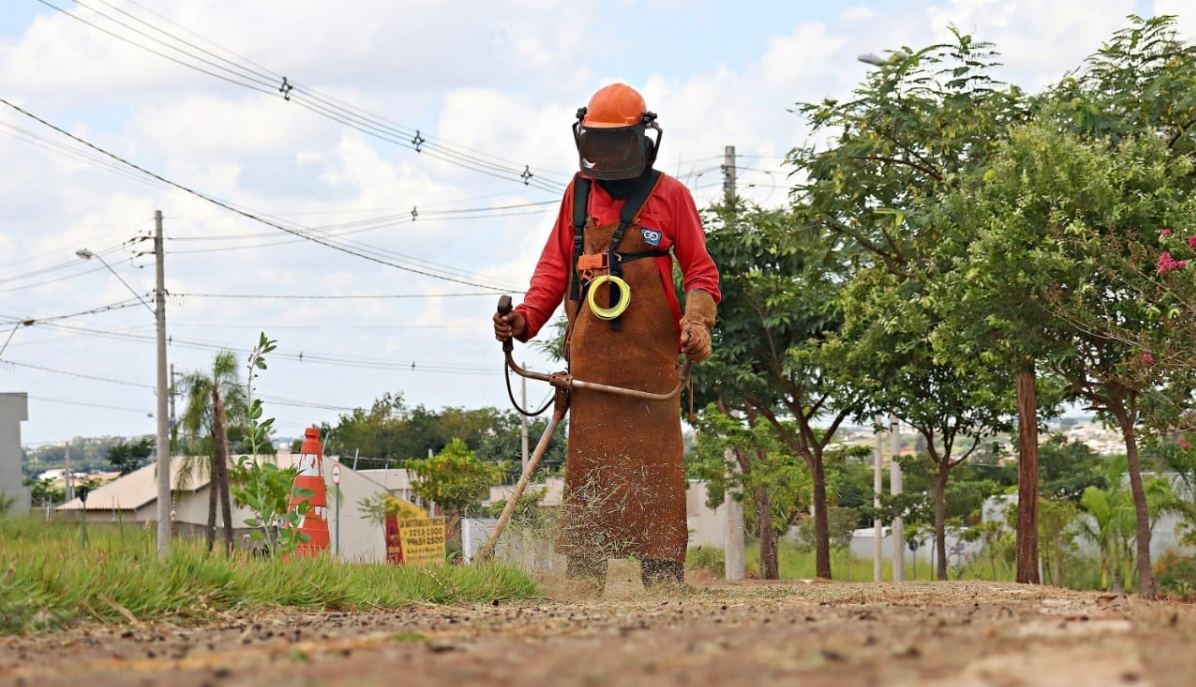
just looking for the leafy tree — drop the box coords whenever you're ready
[698,205,863,579]
[408,438,505,541]
[955,119,1193,597]
[105,436,153,476]
[1038,498,1080,586]
[1038,436,1107,502]
[24,477,64,507]
[180,351,247,555]
[831,266,1013,580]
[688,408,812,578]
[792,29,1041,581]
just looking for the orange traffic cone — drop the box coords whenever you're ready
[289,426,330,556]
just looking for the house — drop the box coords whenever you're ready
[56,448,419,562]
[0,393,29,515]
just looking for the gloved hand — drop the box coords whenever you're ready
[679,290,716,363]
[493,309,527,342]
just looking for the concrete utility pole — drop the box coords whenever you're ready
[721,148,746,583]
[154,210,171,558]
[890,414,904,581]
[724,448,746,582]
[520,367,529,473]
[723,145,737,206]
[64,442,72,502]
[874,418,883,583]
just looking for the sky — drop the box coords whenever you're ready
[0,0,1187,447]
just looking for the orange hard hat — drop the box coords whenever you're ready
[581,83,648,129]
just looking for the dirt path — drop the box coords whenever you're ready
[3,579,1194,687]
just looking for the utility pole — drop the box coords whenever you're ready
[154,210,171,558]
[64,442,73,502]
[890,414,904,581]
[721,147,745,583]
[168,364,178,453]
[874,418,883,583]
[520,369,529,474]
[723,145,737,206]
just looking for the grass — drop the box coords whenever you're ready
[690,540,1018,582]
[0,518,537,634]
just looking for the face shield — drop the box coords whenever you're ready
[573,110,662,181]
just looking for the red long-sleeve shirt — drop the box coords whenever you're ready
[515,173,721,341]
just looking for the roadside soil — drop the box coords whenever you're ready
[3,567,1195,687]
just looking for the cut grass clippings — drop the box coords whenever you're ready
[0,518,537,634]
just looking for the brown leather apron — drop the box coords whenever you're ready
[556,213,688,564]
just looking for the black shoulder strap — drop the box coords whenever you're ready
[569,175,591,302]
[606,170,663,331]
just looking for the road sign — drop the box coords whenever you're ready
[331,464,341,485]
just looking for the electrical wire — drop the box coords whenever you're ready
[40,0,567,192]
[1,358,363,412]
[26,394,152,414]
[0,98,521,293]
[16,320,500,375]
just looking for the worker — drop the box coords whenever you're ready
[493,83,721,589]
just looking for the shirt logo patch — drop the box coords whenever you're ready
[641,228,662,247]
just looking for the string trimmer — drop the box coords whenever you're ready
[474,295,691,562]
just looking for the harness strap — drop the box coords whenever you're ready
[569,174,592,302]
[607,170,663,331]
[616,249,670,262]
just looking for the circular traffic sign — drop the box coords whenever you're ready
[331,464,342,485]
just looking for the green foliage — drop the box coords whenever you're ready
[230,333,310,557]
[685,546,725,576]
[0,493,14,517]
[687,407,812,537]
[407,439,505,519]
[24,478,64,507]
[1155,549,1196,598]
[324,396,565,478]
[1038,436,1108,502]
[0,519,536,634]
[104,436,153,476]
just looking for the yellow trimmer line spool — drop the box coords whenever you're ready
[587,274,632,320]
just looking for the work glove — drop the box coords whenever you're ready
[679,290,716,363]
[493,309,527,342]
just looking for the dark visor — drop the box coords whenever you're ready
[576,125,647,181]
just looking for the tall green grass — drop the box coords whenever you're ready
[0,519,537,634]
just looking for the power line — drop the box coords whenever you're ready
[27,394,152,415]
[0,298,144,326]
[0,98,520,293]
[0,358,153,389]
[13,319,500,375]
[2,358,361,412]
[40,0,567,192]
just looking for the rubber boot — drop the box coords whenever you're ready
[566,556,608,594]
[641,559,684,588]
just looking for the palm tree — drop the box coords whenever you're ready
[180,351,247,554]
[1078,457,1134,593]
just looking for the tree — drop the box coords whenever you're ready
[1038,498,1079,586]
[956,119,1193,597]
[699,205,863,579]
[791,30,1037,581]
[407,438,505,541]
[1038,436,1107,502]
[830,267,1013,580]
[688,408,812,579]
[105,436,153,476]
[180,351,247,554]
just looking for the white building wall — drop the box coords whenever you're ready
[0,393,29,515]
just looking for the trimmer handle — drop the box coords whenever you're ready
[497,295,514,353]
